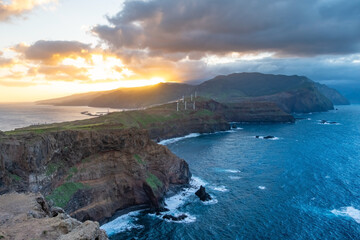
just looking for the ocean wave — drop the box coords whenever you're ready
[210,185,229,192]
[228,176,242,180]
[159,127,243,145]
[100,210,143,236]
[215,168,241,173]
[149,212,197,224]
[101,176,212,232]
[202,197,218,205]
[258,186,266,190]
[331,206,360,223]
[159,133,201,145]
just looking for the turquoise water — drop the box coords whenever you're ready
[104,105,360,239]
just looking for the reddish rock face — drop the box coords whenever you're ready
[0,128,191,222]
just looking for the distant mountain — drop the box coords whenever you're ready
[38,72,349,113]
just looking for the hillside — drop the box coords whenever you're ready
[38,72,349,113]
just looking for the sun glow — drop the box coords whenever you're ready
[0,49,169,102]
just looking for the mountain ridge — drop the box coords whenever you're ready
[37,72,349,113]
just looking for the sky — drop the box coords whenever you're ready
[0,0,360,102]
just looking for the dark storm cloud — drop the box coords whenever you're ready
[93,0,360,56]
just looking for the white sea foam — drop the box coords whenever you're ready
[149,212,197,224]
[229,176,242,180]
[202,197,218,205]
[100,210,143,236]
[211,185,229,192]
[102,176,212,232]
[159,133,201,145]
[331,206,360,223]
[325,175,330,179]
[159,127,243,145]
[258,186,266,190]
[221,169,241,173]
[149,176,209,223]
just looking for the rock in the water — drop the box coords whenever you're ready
[195,185,212,201]
[263,135,275,139]
[163,214,187,221]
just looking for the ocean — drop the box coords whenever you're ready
[0,103,118,131]
[102,105,360,240]
[1,104,359,239]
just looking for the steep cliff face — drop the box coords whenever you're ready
[315,82,350,105]
[195,100,295,123]
[0,129,191,222]
[0,192,108,240]
[245,85,334,113]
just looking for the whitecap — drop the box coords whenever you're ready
[331,206,360,223]
[149,212,197,224]
[159,133,201,145]
[222,169,241,173]
[100,210,143,236]
[210,185,229,192]
[228,176,242,180]
[325,175,330,179]
[202,197,218,205]
[258,186,266,190]
[159,127,243,145]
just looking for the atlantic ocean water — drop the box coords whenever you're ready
[102,105,360,240]
[0,103,118,131]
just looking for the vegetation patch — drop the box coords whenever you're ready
[81,156,92,163]
[146,173,163,191]
[69,166,78,174]
[46,182,86,208]
[134,154,145,165]
[9,173,21,182]
[46,162,62,176]
[194,109,214,117]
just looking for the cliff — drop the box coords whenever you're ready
[315,82,350,105]
[0,192,108,240]
[0,129,191,222]
[37,72,348,113]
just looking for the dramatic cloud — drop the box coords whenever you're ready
[88,0,360,85]
[93,0,360,57]
[0,0,57,21]
[1,0,360,96]
[0,40,135,86]
[14,40,92,64]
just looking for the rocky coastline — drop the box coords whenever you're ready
[0,192,108,240]
[0,99,295,238]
